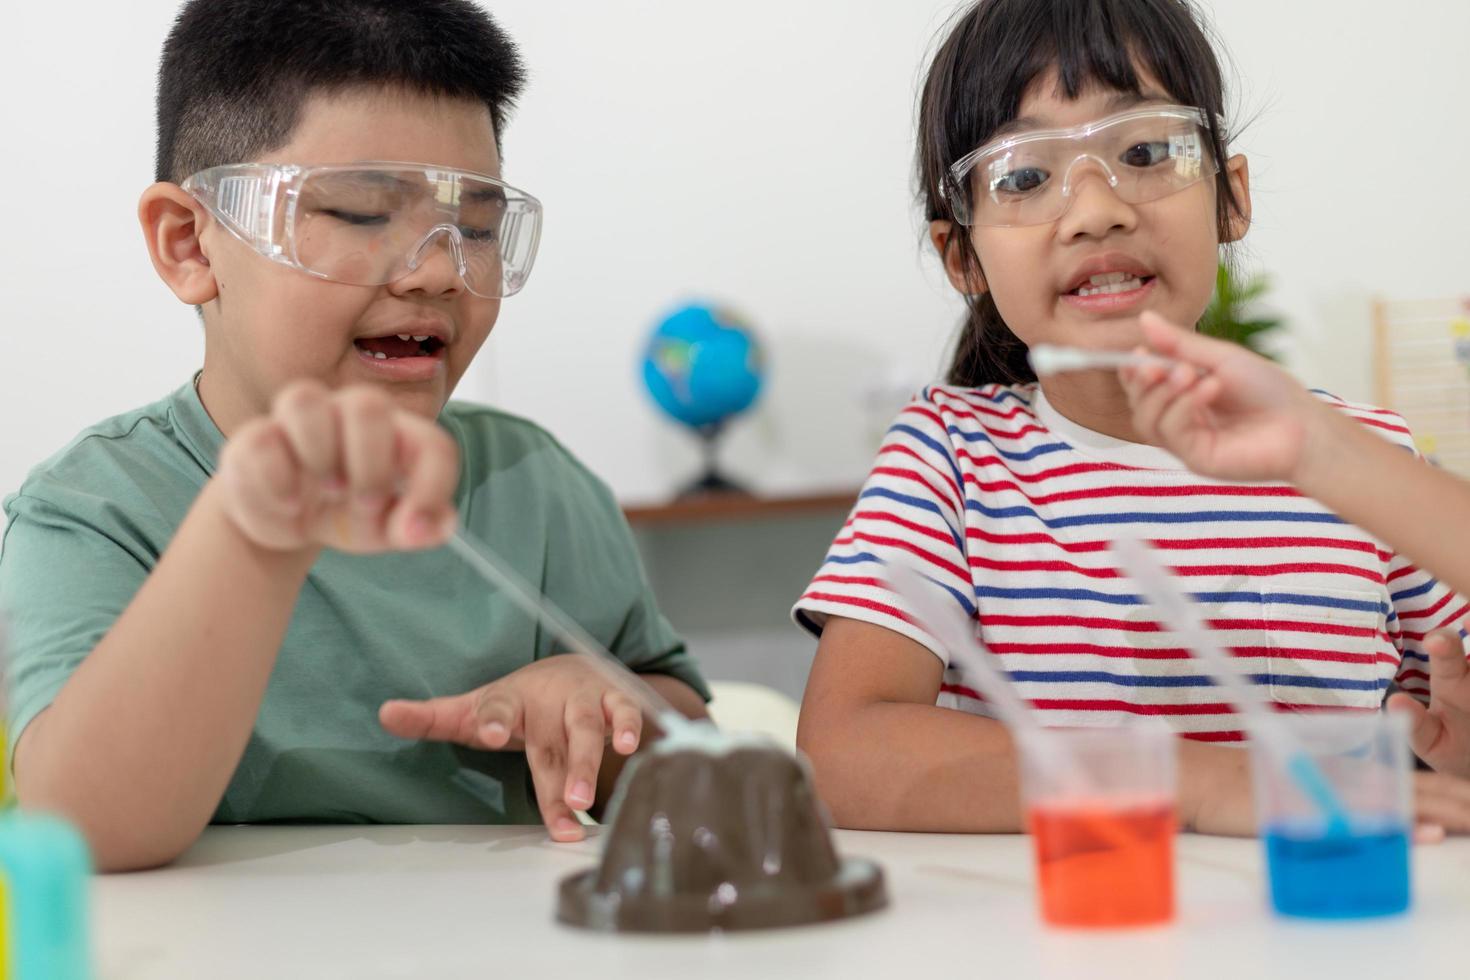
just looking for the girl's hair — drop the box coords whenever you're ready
[917,0,1245,387]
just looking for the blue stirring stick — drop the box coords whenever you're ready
[1111,536,1354,837]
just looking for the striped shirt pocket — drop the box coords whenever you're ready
[1265,588,1387,710]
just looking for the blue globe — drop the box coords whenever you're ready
[642,303,765,431]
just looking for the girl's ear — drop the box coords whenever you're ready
[929,220,988,296]
[1221,154,1252,244]
[138,182,220,306]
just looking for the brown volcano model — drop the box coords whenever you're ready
[557,731,888,932]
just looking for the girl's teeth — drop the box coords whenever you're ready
[412,335,429,342]
[1077,275,1144,297]
[396,334,412,341]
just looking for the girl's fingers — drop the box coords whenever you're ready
[1139,311,1188,356]
[1129,364,1190,439]
[1139,311,1236,370]
[1118,347,1165,397]
[1423,628,1470,687]
[1152,372,1215,448]
[1414,771,1470,834]
[1414,822,1446,845]
[1388,693,1445,765]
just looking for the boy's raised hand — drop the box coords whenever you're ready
[378,656,646,842]
[1120,311,1333,483]
[215,379,459,553]
[1391,627,1470,782]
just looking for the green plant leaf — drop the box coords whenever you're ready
[1200,261,1284,359]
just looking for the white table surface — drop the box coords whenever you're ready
[93,825,1469,980]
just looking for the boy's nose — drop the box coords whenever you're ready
[390,225,466,296]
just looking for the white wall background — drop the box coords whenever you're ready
[3,0,1469,509]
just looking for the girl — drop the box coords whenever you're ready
[792,0,1470,837]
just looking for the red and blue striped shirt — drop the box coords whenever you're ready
[794,383,1468,742]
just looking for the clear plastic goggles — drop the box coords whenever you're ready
[945,105,1218,227]
[182,162,543,298]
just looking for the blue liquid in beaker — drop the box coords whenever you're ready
[1263,818,1410,919]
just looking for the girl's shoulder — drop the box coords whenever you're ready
[908,381,1042,421]
[1308,391,1416,452]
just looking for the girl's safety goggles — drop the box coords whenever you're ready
[946,104,1218,228]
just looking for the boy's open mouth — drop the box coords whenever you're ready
[353,333,447,360]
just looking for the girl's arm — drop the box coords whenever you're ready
[1295,410,1470,603]
[1122,313,1470,782]
[797,615,1256,834]
[1122,311,1470,604]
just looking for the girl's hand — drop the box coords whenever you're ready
[1181,723,1470,843]
[215,380,460,554]
[1120,312,1334,483]
[1390,627,1470,782]
[377,656,646,842]
[1412,769,1470,842]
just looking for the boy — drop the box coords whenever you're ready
[0,0,709,872]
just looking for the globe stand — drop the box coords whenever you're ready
[677,422,748,498]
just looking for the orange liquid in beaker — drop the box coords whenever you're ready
[1026,801,1176,928]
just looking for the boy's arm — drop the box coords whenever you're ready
[14,481,317,871]
[14,382,459,871]
[797,616,1257,834]
[378,430,711,842]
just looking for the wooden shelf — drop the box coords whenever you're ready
[622,489,858,526]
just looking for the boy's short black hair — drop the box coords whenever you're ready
[154,0,526,183]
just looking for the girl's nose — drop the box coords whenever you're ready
[1054,160,1138,241]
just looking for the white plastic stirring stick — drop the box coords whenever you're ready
[1111,536,1352,833]
[446,529,694,739]
[886,561,1152,851]
[1028,344,1169,377]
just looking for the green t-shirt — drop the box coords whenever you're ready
[0,382,708,824]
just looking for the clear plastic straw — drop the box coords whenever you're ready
[446,529,694,739]
[886,560,1157,854]
[885,561,1093,789]
[1111,536,1352,833]
[1028,344,1167,377]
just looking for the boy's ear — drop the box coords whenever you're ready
[138,183,219,306]
[1221,154,1252,244]
[928,220,987,296]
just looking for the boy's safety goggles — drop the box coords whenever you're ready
[182,162,543,298]
[945,104,1219,227]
